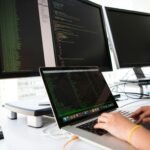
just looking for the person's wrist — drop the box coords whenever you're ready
[124,123,135,141]
[127,125,141,144]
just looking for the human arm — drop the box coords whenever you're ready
[94,112,150,150]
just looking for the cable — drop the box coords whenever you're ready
[42,123,71,139]
[42,123,79,149]
[63,135,79,150]
[114,91,150,97]
[110,82,129,100]
[113,91,150,99]
[111,73,150,100]
[119,100,143,108]
[109,82,126,88]
[120,69,133,81]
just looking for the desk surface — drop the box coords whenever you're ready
[0,116,102,150]
[1,99,150,150]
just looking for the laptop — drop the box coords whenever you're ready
[40,66,135,150]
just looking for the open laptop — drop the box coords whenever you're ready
[40,66,135,150]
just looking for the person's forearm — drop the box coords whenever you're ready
[130,126,150,150]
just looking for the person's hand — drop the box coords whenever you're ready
[94,112,135,141]
[130,106,150,124]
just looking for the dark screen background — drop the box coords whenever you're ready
[43,69,117,126]
[48,0,112,71]
[0,0,44,76]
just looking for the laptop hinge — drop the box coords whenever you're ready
[70,108,117,125]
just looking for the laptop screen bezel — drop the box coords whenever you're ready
[40,66,118,128]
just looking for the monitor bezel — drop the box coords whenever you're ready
[47,0,113,71]
[0,71,40,79]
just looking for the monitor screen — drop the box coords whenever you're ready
[47,0,112,71]
[106,7,150,68]
[0,0,45,78]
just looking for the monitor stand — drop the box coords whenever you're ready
[121,67,150,84]
[5,100,53,128]
[133,67,145,79]
[120,67,150,98]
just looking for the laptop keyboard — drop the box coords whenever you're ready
[119,110,131,117]
[119,110,134,122]
[77,110,132,136]
[77,119,107,136]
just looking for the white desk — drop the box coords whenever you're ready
[0,115,102,150]
[1,99,150,150]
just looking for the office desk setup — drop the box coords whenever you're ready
[1,98,150,150]
[0,0,150,149]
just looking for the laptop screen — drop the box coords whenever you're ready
[40,67,118,128]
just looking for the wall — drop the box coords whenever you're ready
[91,0,150,12]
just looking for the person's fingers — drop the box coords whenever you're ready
[100,113,110,117]
[97,115,108,123]
[141,112,150,118]
[130,109,143,117]
[94,122,106,129]
[130,108,144,118]
[135,112,150,124]
[142,117,150,123]
[97,113,110,122]
[135,117,143,124]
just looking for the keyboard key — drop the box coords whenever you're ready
[77,119,107,136]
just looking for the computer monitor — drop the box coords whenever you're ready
[46,0,112,71]
[106,7,150,79]
[0,0,45,78]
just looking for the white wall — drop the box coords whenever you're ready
[91,0,133,10]
[131,0,150,12]
[91,0,150,12]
